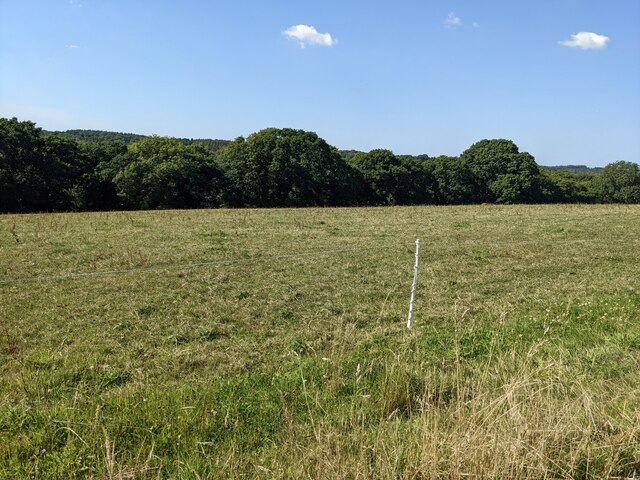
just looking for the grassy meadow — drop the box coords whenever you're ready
[1,204,639,479]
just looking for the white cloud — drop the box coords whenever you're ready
[559,32,609,50]
[67,44,79,49]
[282,24,336,47]
[445,12,462,27]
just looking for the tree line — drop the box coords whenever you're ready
[1,117,639,213]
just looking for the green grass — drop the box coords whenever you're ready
[1,205,639,479]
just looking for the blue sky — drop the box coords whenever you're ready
[1,0,639,166]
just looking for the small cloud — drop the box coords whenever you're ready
[559,32,609,50]
[67,44,79,49]
[445,12,462,27]
[282,24,336,48]
[473,22,480,28]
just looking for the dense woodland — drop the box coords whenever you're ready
[1,117,639,213]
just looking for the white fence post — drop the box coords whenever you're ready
[407,239,420,329]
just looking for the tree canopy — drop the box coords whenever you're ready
[1,118,77,212]
[218,128,359,207]
[1,117,638,213]
[347,149,433,205]
[112,136,226,209]
[461,139,543,203]
[595,161,640,203]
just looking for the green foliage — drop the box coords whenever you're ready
[461,139,544,203]
[338,149,366,161]
[0,118,77,212]
[428,155,477,204]
[1,118,44,212]
[68,141,129,211]
[595,161,640,203]
[112,137,226,209]
[347,149,434,205]
[47,129,146,144]
[540,169,599,203]
[189,138,232,153]
[2,118,637,211]
[349,149,399,205]
[47,129,231,154]
[218,128,360,207]
[545,165,603,174]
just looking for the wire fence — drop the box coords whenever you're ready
[1,235,630,286]
[0,246,380,285]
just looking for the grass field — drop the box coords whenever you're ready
[1,204,639,479]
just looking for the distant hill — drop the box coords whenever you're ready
[339,150,430,162]
[338,150,365,160]
[543,165,603,173]
[189,138,232,152]
[47,129,146,144]
[398,154,430,162]
[46,129,231,153]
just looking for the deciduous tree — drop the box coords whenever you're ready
[595,161,640,203]
[113,137,226,209]
[461,139,543,203]
[217,128,360,207]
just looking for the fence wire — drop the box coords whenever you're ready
[0,246,394,285]
[2,236,626,286]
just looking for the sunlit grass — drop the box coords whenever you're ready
[1,205,639,478]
